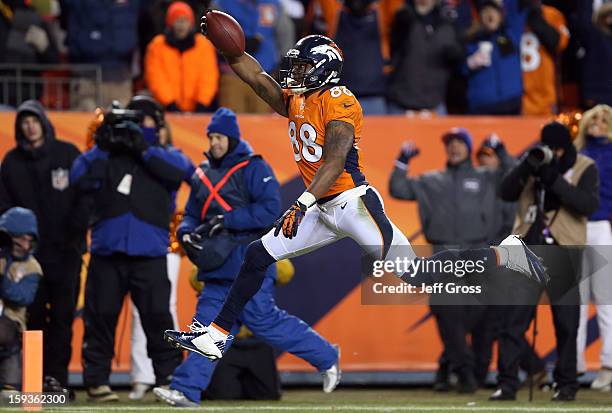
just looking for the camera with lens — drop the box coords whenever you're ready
[94,105,144,152]
[526,144,554,170]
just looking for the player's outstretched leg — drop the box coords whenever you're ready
[164,240,276,360]
[401,235,548,286]
[346,187,547,284]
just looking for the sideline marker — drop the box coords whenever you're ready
[22,330,43,411]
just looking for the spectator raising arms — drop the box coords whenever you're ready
[462,0,527,115]
[145,1,219,112]
[521,2,569,115]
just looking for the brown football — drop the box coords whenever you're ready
[205,10,245,58]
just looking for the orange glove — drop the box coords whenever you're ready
[274,201,307,239]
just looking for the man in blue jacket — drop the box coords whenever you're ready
[153,107,340,407]
[70,104,194,402]
[0,207,42,390]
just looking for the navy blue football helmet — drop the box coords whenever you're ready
[279,35,343,94]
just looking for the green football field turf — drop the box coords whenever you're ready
[2,388,612,413]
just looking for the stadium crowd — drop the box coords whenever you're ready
[0,0,611,407]
[0,0,611,114]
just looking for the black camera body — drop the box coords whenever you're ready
[94,108,144,152]
[526,144,554,169]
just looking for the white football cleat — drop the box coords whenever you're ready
[322,345,341,393]
[164,320,228,361]
[591,368,612,391]
[153,386,199,407]
[498,235,549,285]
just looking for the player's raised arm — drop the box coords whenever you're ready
[225,53,287,117]
[307,121,354,199]
[200,13,287,117]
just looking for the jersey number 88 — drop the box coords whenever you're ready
[289,121,322,163]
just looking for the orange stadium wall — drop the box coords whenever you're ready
[0,113,603,375]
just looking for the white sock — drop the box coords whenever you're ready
[208,324,228,340]
[492,246,509,266]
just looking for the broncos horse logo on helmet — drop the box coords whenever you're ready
[279,35,344,95]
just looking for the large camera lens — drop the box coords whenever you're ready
[527,145,554,168]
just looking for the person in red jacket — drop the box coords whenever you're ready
[145,2,219,112]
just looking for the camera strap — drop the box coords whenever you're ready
[534,180,560,245]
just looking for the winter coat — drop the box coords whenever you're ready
[0,100,85,261]
[144,32,219,111]
[462,0,527,114]
[386,3,462,110]
[0,207,42,331]
[178,139,280,281]
[389,157,514,246]
[70,137,195,257]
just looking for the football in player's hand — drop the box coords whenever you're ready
[203,10,245,58]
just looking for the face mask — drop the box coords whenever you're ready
[142,127,159,145]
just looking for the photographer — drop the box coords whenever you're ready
[0,208,42,392]
[153,108,339,407]
[70,103,193,402]
[493,121,600,402]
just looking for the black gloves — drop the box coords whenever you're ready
[537,163,560,187]
[179,215,226,264]
[396,141,420,166]
[180,231,203,264]
[124,122,149,156]
[195,215,225,238]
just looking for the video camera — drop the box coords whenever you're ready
[526,145,554,169]
[94,104,145,152]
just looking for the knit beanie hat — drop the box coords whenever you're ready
[541,121,572,149]
[166,1,195,28]
[207,107,241,142]
[478,0,503,11]
[442,127,473,154]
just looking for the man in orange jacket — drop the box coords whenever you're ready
[145,2,219,112]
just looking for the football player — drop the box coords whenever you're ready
[164,21,548,362]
